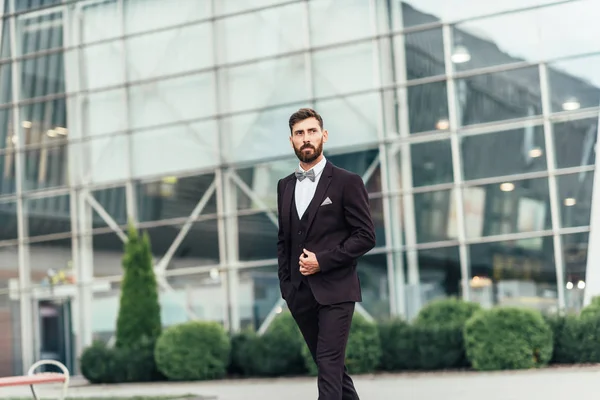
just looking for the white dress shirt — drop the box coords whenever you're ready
[295,156,327,219]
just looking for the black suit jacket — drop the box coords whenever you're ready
[276,160,376,305]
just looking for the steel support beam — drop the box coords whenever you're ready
[85,192,127,242]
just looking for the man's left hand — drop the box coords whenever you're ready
[299,249,320,275]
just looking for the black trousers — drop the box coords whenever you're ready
[287,281,359,400]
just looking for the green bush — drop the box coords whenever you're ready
[227,329,255,376]
[80,339,164,384]
[238,311,306,377]
[573,310,600,364]
[302,312,382,376]
[464,307,553,371]
[378,318,419,371]
[413,298,481,369]
[155,321,231,381]
[544,313,580,364]
[116,224,162,349]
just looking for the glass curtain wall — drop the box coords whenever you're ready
[0,0,598,375]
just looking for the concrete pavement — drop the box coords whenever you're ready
[3,365,600,399]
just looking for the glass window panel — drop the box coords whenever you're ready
[415,246,461,306]
[219,2,304,64]
[25,194,71,237]
[410,139,453,187]
[92,231,126,277]
[92,280,121,341]
[463,177,551,239]
[553,117,598,170]
[309,0,375,47]
[16,10,63,56]
[451,1,600,72]
[80,0,120,44]
[548,54,600,114]
[557,171,594,229]
[462,125,547,181]
[313,41,377,98]
[563,232,588,313]
[0,107,13,151]
[20,98,67,149]
[125,0,211,34]
[126,22,213,82]
[315,92,381,150]
[81,42,125,90]
[370,196,386,248]
[0,150,17,195]
[129,73,215,131]
[164,273,227,327]
[0,63,11,107]
[402,28,445,80]
[222,54,308,113]
[18,53,65,101]
[82,88,127,138]
[0,18,10,60]
[144,221,220,270]
[24,141,68,191]
[29,238,72,284]
[457,67,542,127]
[137,172,217,223]
[238,265,283,330]
[90,186,127,229]
[406,81,448,133]
[222,103,302,164]
[356,253,390,320]
[326,148,381,193]
[0,290,21,376]
[238,212,277,261]
[0,199,17,241]
[414,189,455,243]
[398,0,562,28]
[131,120,220,179]
[11,0,61,13]
[217,0,291,14]
[469,237,557,312]
[71,134,129,185]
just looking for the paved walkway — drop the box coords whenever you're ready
[3,365,600,399]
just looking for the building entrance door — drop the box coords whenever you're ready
[34,299,74,373]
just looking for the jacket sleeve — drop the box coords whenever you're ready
[315,173,376,273]
[277,179,291,285]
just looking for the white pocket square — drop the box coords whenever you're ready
[321,197,332,206]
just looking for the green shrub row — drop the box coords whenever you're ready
[81,297,600,383]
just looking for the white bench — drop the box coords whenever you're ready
[0,360,70,400]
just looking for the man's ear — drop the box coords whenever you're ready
[323,129,328,143]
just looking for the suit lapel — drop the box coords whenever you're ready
[305,161,333,235]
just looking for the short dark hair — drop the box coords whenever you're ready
[288,108,323,134]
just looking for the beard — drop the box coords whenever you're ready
[294,140,323,163]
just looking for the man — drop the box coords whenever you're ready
[276,108,376,400]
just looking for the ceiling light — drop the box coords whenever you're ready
[47,129,57,138]
[566,281,573,290]
[529,147,543,158]
[209,268,220,280]
[578,280,586,289]
[562,98,580,111]
[500,182,515,192]
[436,119,450,130]
[564,197,576,207]
[470,276,492,288]
[451,45,471,64]
[55,127,68,135]
[21,121,32,128]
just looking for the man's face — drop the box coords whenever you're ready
[290,117,328,163]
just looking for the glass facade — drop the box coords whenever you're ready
[0,0,598,375]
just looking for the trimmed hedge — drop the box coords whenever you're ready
[464,307,553,371]
[82,297,600,384]
[413,298,482,369]
[154,321,231,381]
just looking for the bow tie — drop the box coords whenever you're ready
[295,168,316,182]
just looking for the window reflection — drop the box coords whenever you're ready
[410,139,453,187]
[403,28,445,80]
[548,54,600,113]
[563,232,588,313]
[416,246,461,305]
[414,190,454,243]
[463,178,551,239]
[557,171,594,229]
[553,117,597,170]
[461,125,546,181]
[469,237,557,313]
[457,67,542,127]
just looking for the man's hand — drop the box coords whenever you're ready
[299,248,320,276]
